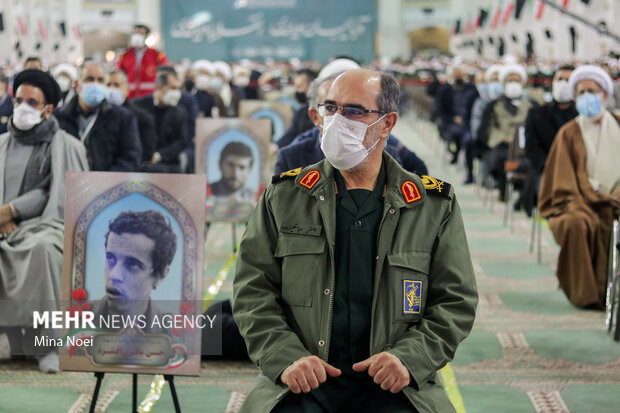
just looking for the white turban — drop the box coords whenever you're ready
[568,64,614,98]
[318,58,360,79]
[192,59,214,75]
[53,63,77,81]
[213,61,232,81]
[485,64,503,83]
[499,64,527,84]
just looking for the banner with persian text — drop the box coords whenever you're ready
[161,0,376,63]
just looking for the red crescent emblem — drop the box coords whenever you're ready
[299,170,321,189]
[401,180,421,204]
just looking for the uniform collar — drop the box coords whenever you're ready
[294,151,426,209]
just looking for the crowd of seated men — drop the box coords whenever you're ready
[427,57,620,311]
[1,50,618,375]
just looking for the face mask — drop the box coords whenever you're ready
[504,81,523,99]
[209,76,223,93]
[80,82,107,107]
[234,75,250,87]
[552,80,572,103]
[320,113,385,171]
[12,102,46,131]
[162,89,182,106]
[183,79,195,93]
[106,87,125,106]
[130,33,146,49]
[195,75,210,91]
[57,76,72,93]
[487,81,503,99]
[295,91,307,104]
[576,92,602,119]
[455,78,465,87]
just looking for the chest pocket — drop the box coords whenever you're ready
[386,251,430,322]
[274,234,325,307]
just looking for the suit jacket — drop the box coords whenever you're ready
[122,100,157,163]
[524,101,578,172]
[55,96,142,172]
[131,95,189,165]
[277,104,314,149]
[0,94,13,135]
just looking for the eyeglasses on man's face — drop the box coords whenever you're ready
[317,102,386,120]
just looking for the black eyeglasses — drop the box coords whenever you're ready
[14,97,45,108]
[317,103,386,119]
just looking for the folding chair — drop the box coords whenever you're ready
[503,125,527,232]
[606,218,620,341]
[529,207,544,264]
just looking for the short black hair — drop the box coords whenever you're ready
[557,64,575,72]
[219,142,253,164]
[25,56,42,65]
[105,210,178,281]
[135,24,151,35]
[296,68,318,82]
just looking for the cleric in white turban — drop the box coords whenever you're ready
[538,63,620,309]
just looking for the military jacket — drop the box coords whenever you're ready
[233,152,478,413]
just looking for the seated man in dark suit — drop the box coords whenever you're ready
[132,68,189,173]
[107,70,157,169]
[0,72,13,134]
[275,74,428,176]
[276,68,318,149]
[522,65,577,215]
[55,62,142,171]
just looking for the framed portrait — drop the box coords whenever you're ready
[195,118,271,223]
[59,172,207,376]
[238,100,294,143]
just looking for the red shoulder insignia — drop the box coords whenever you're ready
[299,170,321,190]
[401,180,422,204]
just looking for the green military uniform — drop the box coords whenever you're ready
[233,152,478,413]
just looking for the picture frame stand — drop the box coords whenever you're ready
[88,372,182,413]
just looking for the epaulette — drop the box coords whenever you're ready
[272,167,302,184]
[421,175,451,199]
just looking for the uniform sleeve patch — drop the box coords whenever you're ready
[421,175,451,199]
[271,167,302,184]
[403,280,423,314]
[401,180,422,204]
[299,170,321,190]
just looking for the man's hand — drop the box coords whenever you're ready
[352,352,410,393]
[0,219,18,239]
[0,204,13,226]
[280,355,341,394]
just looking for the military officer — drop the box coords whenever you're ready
[233,69,478,413]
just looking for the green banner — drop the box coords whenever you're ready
[161,0,377,63]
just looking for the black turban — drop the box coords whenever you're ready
[12,69,62,106]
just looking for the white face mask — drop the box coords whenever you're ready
[162,89,182,106]
[195,74,210,91]
[320,113,385,171]
[552,80,572,103]
[504,81,523,99]
[106,87,125,106]
[57,76,72,93]
[130,33,146,49]
[209,76,223,93]
[12,103,46,131]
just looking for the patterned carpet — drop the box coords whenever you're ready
[1,113,620,412]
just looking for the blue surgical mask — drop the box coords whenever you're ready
[80,82,107,107]
[576,92,602,119]
[487,81,503,100]
[476,83,488,100]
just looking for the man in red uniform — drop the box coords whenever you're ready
[117,24,168,99]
